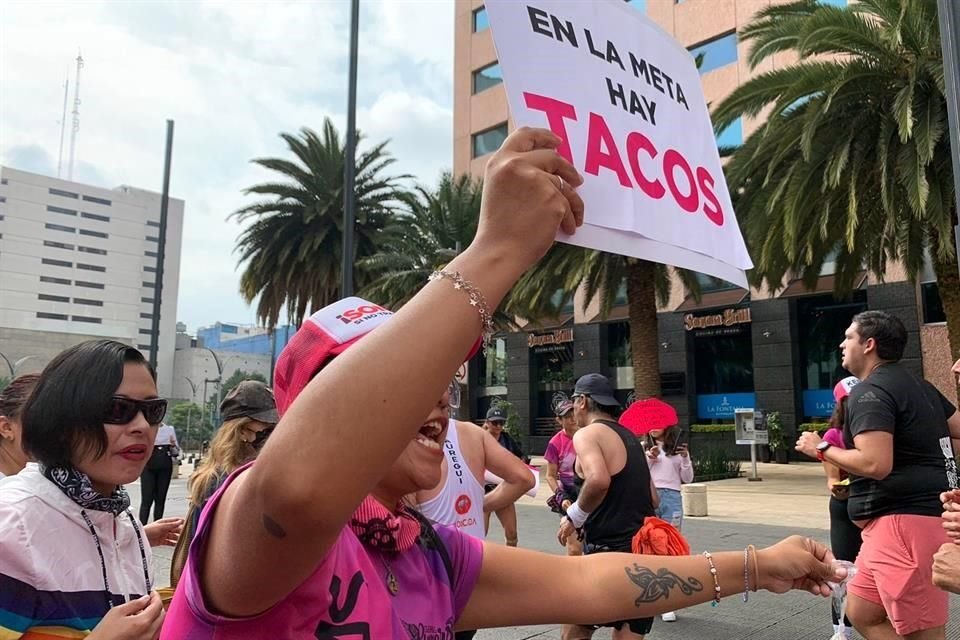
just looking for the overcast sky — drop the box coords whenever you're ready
[0,0,455,333]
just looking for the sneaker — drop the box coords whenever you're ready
[661,612,677,622]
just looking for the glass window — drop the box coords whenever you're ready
[608,321,631,368]
[146,235,159,242]
[689,32,738,74]
[145,250,158,258]
[147,220,161,228]
[45,222,75,233]
[142,281,156,288]
[922,283,946,323]
[47,205,77,216]
[73,298,103,307]
[141,297,155,303]
[48,188,78,199]
[77,263,106,272]
[79,229,108,239]
[79,246,107,255]
[478,337,508,387]
[472,62,503,94]
[82,195,112,206]
[40,275,71,285]
[144,266,157,273]
[693,329,754,395]
[43,240,74,251]
[72,316,102,324]
[695,272,738,293]
[139,328,153,335]
[473,7,488,32]
[38,293,69,303]
[623,0,648,10]
[716,117,743,148]
[138,344,153,351]
[797,293,866,417]
[472,123,508,158]
[140,312,154,319]
[37,312,68,320]
[76,280,105,289]
[81,211,110,222]
[41,258,72,268]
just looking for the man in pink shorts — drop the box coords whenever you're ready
[798,311,960,639]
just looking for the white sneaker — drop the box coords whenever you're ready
[661,612,677,622]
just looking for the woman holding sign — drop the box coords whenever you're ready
[161,128,843,639]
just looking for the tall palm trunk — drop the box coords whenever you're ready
[932,254,960,396]
[626,258,661,398]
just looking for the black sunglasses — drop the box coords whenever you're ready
[104,397,168,426]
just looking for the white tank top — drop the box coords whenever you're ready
[416,419,487,539]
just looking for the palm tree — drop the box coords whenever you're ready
[511,246,702,398]
[712,0,959,368]
[232,120,409,328]
[359,172,481,310]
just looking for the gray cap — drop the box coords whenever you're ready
[573,373,620,408]
[486,406,508,422]
[220,380,279,424]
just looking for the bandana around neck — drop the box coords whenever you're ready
[43,465,132,516]
[349,495,422,553]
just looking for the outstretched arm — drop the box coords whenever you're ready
[482,427,535,513]
[459,536,840,630]
[199,128,585,616]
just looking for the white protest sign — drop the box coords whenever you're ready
[485,0,753,286]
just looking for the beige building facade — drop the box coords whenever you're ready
[453,0,955,453]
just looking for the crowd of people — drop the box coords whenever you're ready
[0,127,957,639]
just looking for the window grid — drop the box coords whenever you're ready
[82,195,112,206]
[79,246,107,255]
[472,123,509,159]
[147,220,161,228]
[43,240,74,251]
[79,229,108,239]
[45,222,75,233]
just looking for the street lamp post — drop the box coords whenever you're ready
[185,376,199,456]
[938,0,960,275]
[0,352,38,379]
[202,348,224,426]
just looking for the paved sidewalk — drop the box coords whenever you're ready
[133,461,960,638]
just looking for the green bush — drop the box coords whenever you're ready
[799,422,831,433]
[690,424,735,433]
[692,448,742,480]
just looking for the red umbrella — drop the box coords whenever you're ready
[620,398,678,436]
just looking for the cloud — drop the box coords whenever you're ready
[0,0,454,333]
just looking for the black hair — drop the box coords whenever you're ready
[583,396,622,418]
[645,425,681,455]
[851,310,907,362]
[22,340,156,468]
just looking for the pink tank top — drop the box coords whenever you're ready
[162,463,484,638]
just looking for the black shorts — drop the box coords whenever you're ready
[582,542,654,635]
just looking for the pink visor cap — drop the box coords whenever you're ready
[833,376,860,403]
[274,297,481,417]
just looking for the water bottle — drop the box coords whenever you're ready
[828,560,858,640]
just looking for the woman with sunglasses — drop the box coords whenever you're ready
[0,340,167,639]
[163,128,843,638]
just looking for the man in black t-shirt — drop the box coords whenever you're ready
[797,311,960,640]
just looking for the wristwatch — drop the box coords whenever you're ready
[816,440,832,462]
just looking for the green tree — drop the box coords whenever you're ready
[512,248,702,398]
[232,120,410,328]
[359,172,482,310]
[0,377,9,393]
[712,0,959,371]
[166,401,206,452]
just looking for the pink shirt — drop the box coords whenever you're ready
[544,430,577,490]
[822,427,847,449]
[646,449,694,491]
[162,464,484,639]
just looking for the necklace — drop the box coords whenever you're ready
[379,553,400,596]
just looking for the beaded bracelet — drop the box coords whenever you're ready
[702,551,721,607]
[428,270,494,354]
[748,544,760,593]
[743,547,750,603]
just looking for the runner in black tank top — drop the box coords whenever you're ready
[583,419,656,550]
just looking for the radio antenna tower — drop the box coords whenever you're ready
[57,76,69,178]
[67,51,84,181]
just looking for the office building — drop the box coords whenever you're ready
[453,0,953,453]
[0,166,183,397]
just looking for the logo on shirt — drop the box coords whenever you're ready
[455,494,472,515]
[857,391,881,404]
[402,618,454,640]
